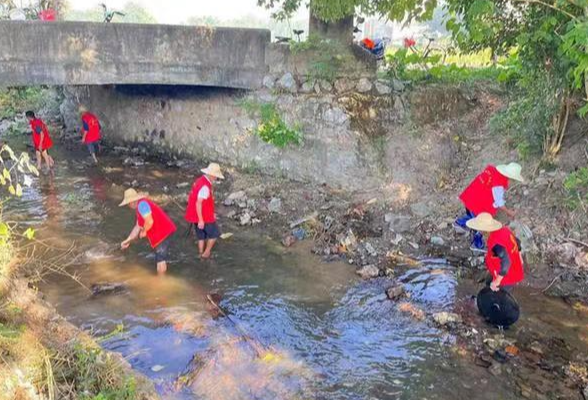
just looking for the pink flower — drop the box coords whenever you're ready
[403,38,416,48]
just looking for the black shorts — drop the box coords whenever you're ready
[195,223,220,241]
[154,237,171,263]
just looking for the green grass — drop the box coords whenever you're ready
[563,167,588,210]
[239,99,303,148]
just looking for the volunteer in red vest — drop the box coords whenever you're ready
[185,163,224,259]
[26,111,55,171]
[455,162,524,252]
[120,188,177,274]
[80,106,101,164]
[466,213,524,292]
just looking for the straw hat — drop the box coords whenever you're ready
[78,105,88,114]
[496,162,524,183]
[201,163,225,179]
[466,212,503,232]
[119,188,148,207]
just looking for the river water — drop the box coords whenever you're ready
[6,141,588,399]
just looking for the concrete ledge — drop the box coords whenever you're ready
[0,21,271,89]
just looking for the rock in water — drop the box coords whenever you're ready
[386,285,406,300]
[432,312,462,327]
[90,282,129,298]
[356,264,380,279]
[476,287,520,328]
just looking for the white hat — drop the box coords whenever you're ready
[119,188,148,207]
[201,163,225,179]
[496,162,524,183]
[466,212,503,232]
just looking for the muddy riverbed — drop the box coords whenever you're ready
[5,139,588,400]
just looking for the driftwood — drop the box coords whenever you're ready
[386,251,421,267]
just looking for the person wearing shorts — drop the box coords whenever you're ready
[26,111,55,171]
[119,188,177,274]
[80,107,102,164]
[185,163,224,259]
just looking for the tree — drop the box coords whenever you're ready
[445,0,587,159]
[64,1,156,24]
[256,0,436,22]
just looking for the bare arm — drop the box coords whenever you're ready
[121,223,141,249]
[196,198,204,228]
[140,214,154,238]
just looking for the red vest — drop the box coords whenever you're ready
[82,112,101,143]
[29,118,53,150]
[136,199,177,248]
[185,176,215,224]
[486,227,524,286]
[459,165,509,216]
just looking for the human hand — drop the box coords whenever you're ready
[139,229,147,239]
[490,280,500,292]
[198,222,205,230]
[121,241,130,250]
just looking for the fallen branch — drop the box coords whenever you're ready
[541,272,564,293]
[562,237,588,249]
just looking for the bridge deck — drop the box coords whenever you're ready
[0,21,270,89]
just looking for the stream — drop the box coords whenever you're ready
[6,140,588,399]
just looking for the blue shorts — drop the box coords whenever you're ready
[154,237,171,263]
[86,141,100,155]
[195,223,220,241]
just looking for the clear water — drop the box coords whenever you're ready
[7,142,586,400]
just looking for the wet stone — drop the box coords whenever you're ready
[432,312,462,327]
[386,285,405,300]
[356,264,380,279]
[91,282,128,298]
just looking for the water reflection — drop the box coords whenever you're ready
[4,144,529,400]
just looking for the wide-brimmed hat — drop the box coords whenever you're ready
[119,188,148,207]
[201,163,225,179]
[78,105,88,113]
[496,162,524,183]
[466,212,503,232]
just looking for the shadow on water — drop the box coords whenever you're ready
[6,141,586,399]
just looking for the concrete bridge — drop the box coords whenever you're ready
[0,21,271,89]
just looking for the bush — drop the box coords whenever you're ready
[489,71,564,160]
[563,167,588,211]
[240,100,302,148]
[0,87,50,120]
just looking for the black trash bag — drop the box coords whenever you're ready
[476,287,520,328]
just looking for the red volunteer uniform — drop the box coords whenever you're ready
[82,112,101,143]
[29,118,54,151]
[185,176,215,224]
[136,199,176,248]
[486,227,524,286]
[459,165,509,216]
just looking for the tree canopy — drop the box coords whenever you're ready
[256,0,437,22]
